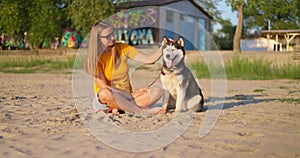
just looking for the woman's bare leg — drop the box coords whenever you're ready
[113,90,163,114]
[98,88,164,114]
[132,87,163,108]
[98,88,121,109]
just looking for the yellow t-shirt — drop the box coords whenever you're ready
[94,43,138,94]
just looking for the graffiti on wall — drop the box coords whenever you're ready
[0,33,20,49]
[1,30,84,50]
[61,30,83,48]
[115,28,155,45]
[108,8,158,45]
[109,8,158,29]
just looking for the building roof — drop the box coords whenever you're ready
[116,0,213,19]
[261,29,300,35]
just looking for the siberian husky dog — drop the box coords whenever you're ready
[160,37,204,112]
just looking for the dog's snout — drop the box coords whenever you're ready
[166,54,170,59]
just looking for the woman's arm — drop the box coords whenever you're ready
[94,73,111,90]
[133,45,163,64]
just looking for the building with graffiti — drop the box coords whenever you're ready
[0,30,83,50]
[112,0,212,50]
[0,33,26,50]
[61,29,83,48]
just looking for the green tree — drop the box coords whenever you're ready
[225,0,300,53]
[226,0,245,53]
[214,19,235,50]
[0,1,21,36]
[67,0,116,36]
[28,0,65,48]
[244,0,300,31]
[0,0,66,49]
[0,0,31,43]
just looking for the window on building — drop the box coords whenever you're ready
[166,10,173,23]
[198,18,205,29]
[180,14,184,21]
[185,15,194,23]
[179,14,194,23]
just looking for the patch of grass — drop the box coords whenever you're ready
[0,68,38,73]
[191,56,300,80]
[278,98,300,104]
[0,55,75,73]
[190,62,211,78]
[288,90,300,94]
[278,86,288,89]
[225,57,269,79]
[253,89,265,92]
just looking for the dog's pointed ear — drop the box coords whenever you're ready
[162,36,168,45]
[176,37,184,47]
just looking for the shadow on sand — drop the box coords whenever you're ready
[203,94,278,111]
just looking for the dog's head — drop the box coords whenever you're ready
[162,36,185,68]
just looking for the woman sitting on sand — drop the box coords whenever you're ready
[84,21,165,114]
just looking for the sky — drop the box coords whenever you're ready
[213,1,238,32]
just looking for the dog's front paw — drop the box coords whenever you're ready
[162,104,168,110]
[174,107,186,112]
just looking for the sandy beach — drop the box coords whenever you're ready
[0,70,299,158]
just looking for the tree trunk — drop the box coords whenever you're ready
[233,4,244,53]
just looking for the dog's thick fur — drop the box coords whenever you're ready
[160,37,204,112]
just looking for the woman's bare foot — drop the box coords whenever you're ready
[112,108,119,114]
[158,107,167,114]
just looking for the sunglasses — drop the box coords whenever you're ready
[100,30,114,39]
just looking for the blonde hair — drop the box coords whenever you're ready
[84,21,120,77]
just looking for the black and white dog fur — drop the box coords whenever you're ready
[160,37,204,112]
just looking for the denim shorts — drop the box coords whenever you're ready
[92,93,109,111]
